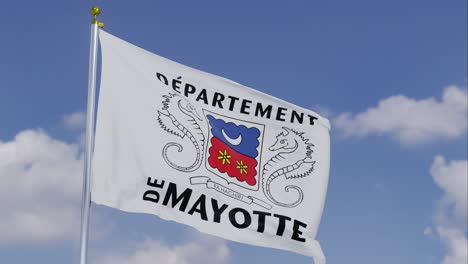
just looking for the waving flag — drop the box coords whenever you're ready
[91,30,331,264]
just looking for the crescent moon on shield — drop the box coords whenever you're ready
[222,129,242,146]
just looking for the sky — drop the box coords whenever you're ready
[0,1,466,264]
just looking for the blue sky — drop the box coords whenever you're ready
[0,1,466,264]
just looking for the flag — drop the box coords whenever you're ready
[92,30,331,263]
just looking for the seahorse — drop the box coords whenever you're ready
[157,93,205,172]
[262,127,315,208]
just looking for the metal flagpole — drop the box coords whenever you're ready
[79,6,104,264]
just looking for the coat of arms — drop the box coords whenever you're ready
[157,93,316,209]
[204,111,265,191]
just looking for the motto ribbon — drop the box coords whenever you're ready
[190,176,272,210]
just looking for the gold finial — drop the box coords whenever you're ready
[90,6,101,17]
[90,6,104,28]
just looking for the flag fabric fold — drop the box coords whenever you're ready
[92,29,331,263]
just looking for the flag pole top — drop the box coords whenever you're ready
[90,6,104,28]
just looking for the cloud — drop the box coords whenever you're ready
[95,236,230,264]
[431,156,468,224]
[334,85,467,144]
[430,156,468,264]
[436,227,468,264]
[0,129,83,242]
[0,124,229,264]
[423,227,433,237]
[63,111,86,130]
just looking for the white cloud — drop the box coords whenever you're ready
[0,123,227,264]
[430,156,468,264]
[431,156,468,224]
[437,226,468,264]
[95,236,230,264]
[334,85,467,144]
[0,129,83,242]
[63,111,86,130]
[424,226,433,237]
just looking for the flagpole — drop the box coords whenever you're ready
[79,7,103,264]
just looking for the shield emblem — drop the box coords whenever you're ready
[204,110,265,191]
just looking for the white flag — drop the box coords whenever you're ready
[92,30,331,263]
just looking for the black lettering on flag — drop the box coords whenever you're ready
[147,177,165,189]
[155,71,320,127]
[276,107,287,122]
[172,76,182,93]
[188,194,208,221]
[291,219,307,242]
[156,72,169,85]
[291,110,304,124]
[142,179,309,244]
[211,199,229,223]
[255,103,272,119]
[162,182,193,212]
[227,96,239,111]
[229,207,252,229]
[240,99,252,115]
[143,190,160,203]
[184,83,197,97]
[273,214,292,236]
[196,89,209,104]
[308,114,318,125]
[143,177,166,203]
[253,210,271,233]
[212,92,225,109]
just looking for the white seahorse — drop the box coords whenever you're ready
[262,127,315,208]
[157,93,205,172]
